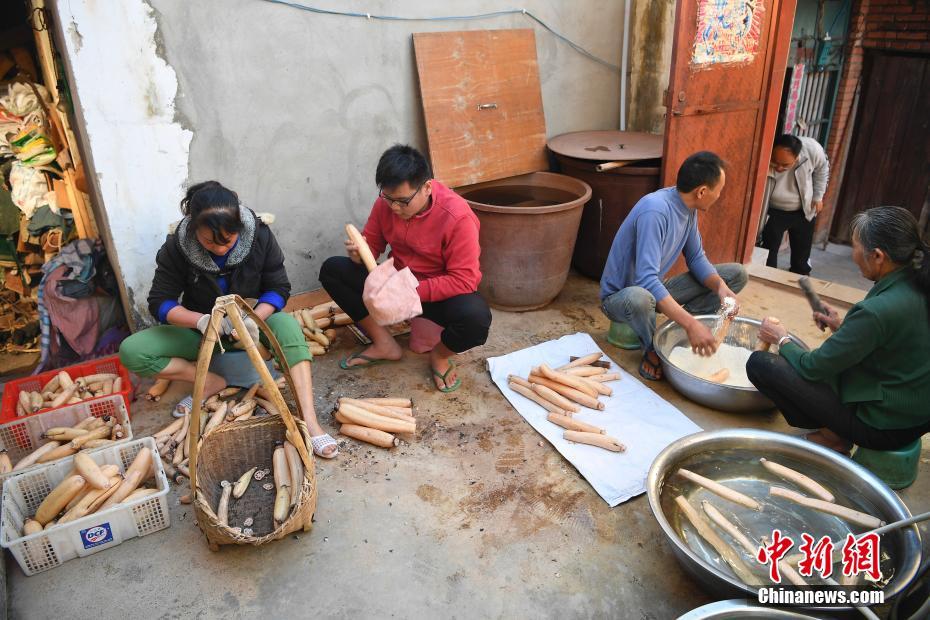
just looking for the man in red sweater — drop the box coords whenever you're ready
[319,144,492,392]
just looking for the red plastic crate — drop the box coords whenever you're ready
[1,356,133,424]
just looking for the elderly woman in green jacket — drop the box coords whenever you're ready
[748,206,930,454]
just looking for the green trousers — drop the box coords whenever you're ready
[119,312,311,378]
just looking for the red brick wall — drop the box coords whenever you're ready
[815,0,929,243]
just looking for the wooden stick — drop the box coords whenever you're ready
[568,356,610,369]
[530,383,580,413]
[676,496,761,586]
[760,458,835,502]
[547,413,604,434]
[338,398,416,424]
[677,468,761,511]
[563,430,625,452]
[557,352,604,371]
[538,364,599,397]
[589,373,621,382]
[339,423,399,448]
[706,368,730,383]
[528,374,604,410]
[508,382,568,415]
[362,397,412,408]
[336,402,416,435]
[769,486,884,529]
[563,366,607,377]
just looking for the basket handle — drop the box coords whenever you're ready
[187,309,224,496]
[187,296,315,496]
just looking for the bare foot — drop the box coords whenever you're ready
[429,350,459,391]
[343,341,403,368]
[805,429,853,454]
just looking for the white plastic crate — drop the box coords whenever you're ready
[0,436,170,575]
[0,395,132,482]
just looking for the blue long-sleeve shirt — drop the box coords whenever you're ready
[599,187,717,303]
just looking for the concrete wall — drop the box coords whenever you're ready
[51,0,193,325]
[627,0,675,133]
[54,0,623,323]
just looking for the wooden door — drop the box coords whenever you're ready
[663,0,798,265]
[831,52,930,244]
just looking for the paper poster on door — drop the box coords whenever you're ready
[692,0,766,66]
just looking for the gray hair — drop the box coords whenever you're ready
[851,206,930,300]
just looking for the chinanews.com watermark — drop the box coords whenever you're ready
[758,588,884,606]
[753,529,886,607]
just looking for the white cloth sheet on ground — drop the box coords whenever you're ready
[487,332,701,506]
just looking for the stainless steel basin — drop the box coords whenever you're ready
[647,429,922,611]
[678,600,828,619]
[654,315,809,413]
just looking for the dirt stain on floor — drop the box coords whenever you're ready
[416,483,446,505]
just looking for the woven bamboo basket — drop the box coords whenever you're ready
[187,295,317,550]
[192,416,316,549]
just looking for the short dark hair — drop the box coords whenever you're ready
[375,144,432,189]
[773,133,802,156]
[676,151,725,193]
[180,180,243,245]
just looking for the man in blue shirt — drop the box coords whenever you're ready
[600,151,748,380]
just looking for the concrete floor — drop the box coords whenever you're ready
[7,274,930,619]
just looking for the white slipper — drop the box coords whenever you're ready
[173,395,193,418]
[310,434,339,459]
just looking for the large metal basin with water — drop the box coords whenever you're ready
[647,429,922,612]
[654,315,809,413]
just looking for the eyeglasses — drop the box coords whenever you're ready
[379,181,425,208]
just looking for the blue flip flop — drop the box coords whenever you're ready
[339,350,396,370]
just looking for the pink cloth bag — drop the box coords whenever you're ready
[361,258,423,326]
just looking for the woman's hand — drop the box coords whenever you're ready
[758,316,788,345]
[230,316,259,344]
[813,301,842,333]
[344,237,361,264]
[195,314,235,337]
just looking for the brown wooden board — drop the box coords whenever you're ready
[547,131,663,162]
[662,0,797,265]
[413,29,548,188]
[831,52,930,244]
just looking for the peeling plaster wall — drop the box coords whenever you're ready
[628,0,675,134]
[57,0,623,320]
[52,0,192,325]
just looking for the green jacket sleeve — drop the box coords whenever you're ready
[779,306,884,382]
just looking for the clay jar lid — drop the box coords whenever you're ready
[547,130,663,162]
